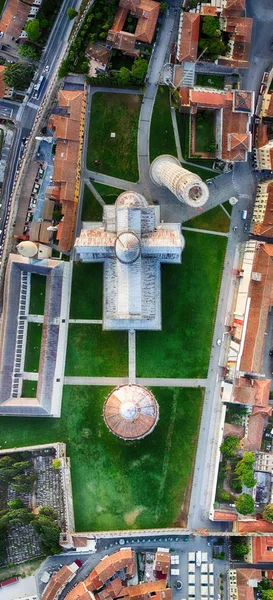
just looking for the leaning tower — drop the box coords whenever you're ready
[150,154,209,208]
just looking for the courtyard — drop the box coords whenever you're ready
[87,92,141,181]
[0,385,203,531]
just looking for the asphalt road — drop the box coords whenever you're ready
[0,0,81,251]
[187,0,273,532]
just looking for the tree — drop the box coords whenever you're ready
[261,591,273,600]
[187,0,198,8]
[232,543,249,559]
[235,452,256,488]
[235,493,255,515]
[220,436,240,458]
[199,37,226,61]
[18,43,40,60]
[160,2,168,13]
[24,19,41,42]
[131,57,148,83]
[3,63,34,90]
[7,499,24,510]
[58,59,70,79]
[221,491,230,502]
[39,506,58,519]
[115,66,131,84]
[32,514,61,554]
[52,458,61,469]
[263,504,273,522]
[258,579,272,592]
[202,16,221,38]
[67,7,78,20]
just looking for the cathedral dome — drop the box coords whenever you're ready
[103,385,159,440]
[115,191,148,209]
[115,231,141,264]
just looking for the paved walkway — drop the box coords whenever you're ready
[23,372,39,380]
[28,314,44,322]
[128,329,136,384]
[68,319,102,324]
[63,377,207,387]
[182,226,229,237]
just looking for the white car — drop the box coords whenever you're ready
[216,338,221,346]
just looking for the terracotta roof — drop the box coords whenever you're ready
[240,245,273,372]
[234,377,271,407]
[252,537,273,563]
[42,565,74,600]
[103,385,159,440]
[233,90,253,113]
[213,511,237,521]
[256,123,269,149]
[238,519,273,533]
[65,581,93,600]
[224,0,245,10]
[0,0,33,38]
[190,89,233,108]
[0,66,7,99]
[49,114,81,142]
[267,94,273,118]
[107,0,160,50]
[179,87,190,106]
[219,16,252,68]
[228,133,251,152]
[242,412,265,451]
[58,90,85,121]
[237,569,262,600]
[222,110,250,161]
[154,551,170,576]
[178,13,200,62]
[223,422,244,438]
[85,43,111,65]
[86,549,135,592]
[201,6,217,15]
[58,200,77,252]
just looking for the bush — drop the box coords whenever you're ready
[235,493,255,515]
[263,504,273,522]
[67,7,78,19]
[220,436,240,458]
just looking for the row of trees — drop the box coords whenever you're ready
[0,501,61,554]
[0,454,36,492]
[59,0,119,77]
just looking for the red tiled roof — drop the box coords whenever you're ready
[107,0,159,50]
[256,123,269,149]
[42,565,74,600]
[240,245,273,373]
[223,422,244,438]
[238,519,273,533]
[154,551,170,576]
[214,511,237,521]
[253,537,273,563]
[237,569,262,600]
[0,65,7,99]
[0,0,32,38]
[242,411,265,451]
[234,377,271,407]
[178,13,200,62]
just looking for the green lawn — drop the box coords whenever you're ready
[93,183,125,204]
[184,205,230,233]
[81,185,103,221]
[87,92,141,181]
[29,274,46,315]
[195,110,215,153]
[65,325,128,377]
[136,231,226,378]
[24,323,43,372]
[176,112,217,170]
[70,262,103,320]
[150,86,177,162]
[223,200,233,216]
[21,380,37,398]
[0,385,203,530]
[196,74,225,89]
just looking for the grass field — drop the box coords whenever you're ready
[184,205,230,233]
[0,385,203,530]
[195,110,215,153]
[176,112,217,171]
[136,231,226,378]
[81,185,103,221]
[29,274,46,315]
[150,86,177,162]
[24,323,43,372]
[21,380,37,398]
[65,325,128,377]
[87,92,141,181]
[93,183,125,204]
[196,74,225,89]
[70,263,103,320]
